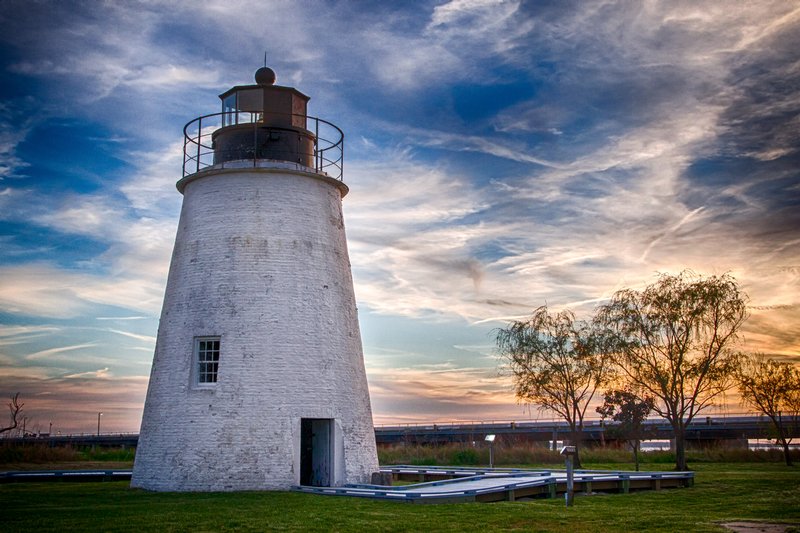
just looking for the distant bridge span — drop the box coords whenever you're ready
[5,415,797,449]
[373,415,800,447]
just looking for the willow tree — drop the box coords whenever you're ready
[597,271,747,471]
[737,354,800,466]
[496,306,612,468]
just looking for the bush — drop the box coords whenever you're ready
[0,443,80,464]
[79,447,136,462]
[0,442,137,465]
[377,442,800,468]
[450,448,480,465]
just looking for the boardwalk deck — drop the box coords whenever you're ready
[293,466,694,504]
[1,465,693,503]
[0,469,133,483]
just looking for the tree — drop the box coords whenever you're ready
[736,353,800,466]
[496,306,612,468]
[1,393,24,436]
[596,389,655,471]
[597,271,747,471]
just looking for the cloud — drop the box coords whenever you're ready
[429,0,516,29]
[105,329,157,344]
[0,0,798,427]
[25,343,99,361]
[63,367,112,379]
[0,325,62,346]
[0,372,148,434]
[0,99,37,180]
[119,138,185,213]
[32,196,125,240]
[337,1,799,346]
[0,134,184,320]
[368,363,521,424]
[0,263,164,318]
[4,2,222,100]
[384,123,566,168]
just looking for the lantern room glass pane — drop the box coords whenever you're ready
[222,94,237,127]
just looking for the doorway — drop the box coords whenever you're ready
[300,418,333,487]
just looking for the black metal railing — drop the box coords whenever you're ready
[182,111,344,180]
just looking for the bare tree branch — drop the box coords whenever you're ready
[1,393,24,435]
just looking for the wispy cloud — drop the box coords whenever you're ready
[0,263,163,318]
[368,364,519,424]
[63,367,111,379]
[0,372,148,434]
[26,343,99,361]
[0,325,61,345]
[105,329,156,344]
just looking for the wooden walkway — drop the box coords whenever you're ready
[294,465,694,504]
[1,465,694,503]
[0,469,132,483]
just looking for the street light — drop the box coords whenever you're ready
[485,434,496,468]
[97,412,103,437]
[560,445,577,507]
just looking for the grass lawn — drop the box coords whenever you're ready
[1,463,798,532]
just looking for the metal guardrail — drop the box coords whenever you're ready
[1,434,139,448]
[182,111,344,180]
[373,412,764,429]
[373,415,800,445]
[3,414,792,446]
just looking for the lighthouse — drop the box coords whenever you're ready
[131,67,379,491]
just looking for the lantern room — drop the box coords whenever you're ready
[212,67,315,168]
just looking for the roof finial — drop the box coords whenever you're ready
[255,60,276,86]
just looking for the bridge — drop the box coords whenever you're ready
[373,415,799,448]
[3,415,796,449]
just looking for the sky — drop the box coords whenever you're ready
[0,0,798,435]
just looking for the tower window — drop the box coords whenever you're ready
[195,337,221,384]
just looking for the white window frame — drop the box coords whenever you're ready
[194,336,221,386]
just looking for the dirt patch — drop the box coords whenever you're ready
[721,521,800,533]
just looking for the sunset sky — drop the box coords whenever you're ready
[0,1,798,434]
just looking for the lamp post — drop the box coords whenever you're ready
[485,434,496,468]
[97,412,103,437]
[560,445,577,507]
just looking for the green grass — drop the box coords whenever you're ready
[2,463,798,532]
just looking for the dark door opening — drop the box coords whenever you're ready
[300,418,333,487]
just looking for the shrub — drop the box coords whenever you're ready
[450,448,480,465]
[377,442,799,467]
[0,443,80,464]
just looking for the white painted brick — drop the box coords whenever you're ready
[131,168,379,491]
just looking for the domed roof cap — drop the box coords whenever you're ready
[255,67,276,85]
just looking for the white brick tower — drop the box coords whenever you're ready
[131,67,379,491]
